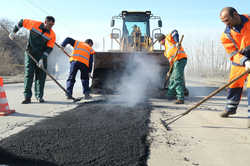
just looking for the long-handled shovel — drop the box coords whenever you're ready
[150,39,159,47]
[161,69,250,129]
[0,24,81,102]
[55,42,94,81]
[164,35,184,88]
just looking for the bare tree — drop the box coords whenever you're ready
[0,19,27,75]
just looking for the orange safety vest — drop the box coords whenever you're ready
[164,34,187,64]
[221,14,250,89]
[22,19,56,49]
[70,40,95,67]
[221,14,250,66]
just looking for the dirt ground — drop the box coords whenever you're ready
[0,76,250,166]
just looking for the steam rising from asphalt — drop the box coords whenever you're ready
[115,54,162,107]
[49,47,163,104]
[48,46,70,79]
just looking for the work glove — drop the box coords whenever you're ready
[176,42,181,48]
[88,73,92,79]
[245,60,250,71]
[9,32,16,40]
[240,45,250,58]
[38,58,44,68]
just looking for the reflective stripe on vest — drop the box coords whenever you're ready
[229,50,238,58]
[222,14,250,66]
[227,100,240,105]
[225,33,239,50]
[74,41,90,57]
[73,54,89,61]
[225,33,240,66]
[71,41,90,67]
[31,27,51,41]
[165,39,186,62]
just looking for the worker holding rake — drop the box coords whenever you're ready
[157,30,187,104]
[220,7,250,117]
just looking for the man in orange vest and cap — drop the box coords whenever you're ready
[220,7,250,117]
[9,16,56,104]
[157,30,188,104]
[61,38,95,99]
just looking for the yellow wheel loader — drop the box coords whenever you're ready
[92,11,169,93]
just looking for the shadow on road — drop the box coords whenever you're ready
[201,125,250,130]
[0,147,57,166]
[8,112,51,118]
[227,116,250,119]
[37,100,75,105]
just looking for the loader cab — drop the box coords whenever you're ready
[121,11,151,41]
[110,11,163,51]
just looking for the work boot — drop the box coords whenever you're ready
[175,99,184,104]
[65,94,73,100]
[184,88,189,96]
[37,98,45,103]
[21,98,31,104]
[84,93,92,99]
[220,110,236,118]
[66,95,74,100]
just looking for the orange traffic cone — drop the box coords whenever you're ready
[0,77,15,116]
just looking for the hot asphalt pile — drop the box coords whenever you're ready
[0,100,152,166]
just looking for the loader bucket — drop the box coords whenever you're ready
[92,51,169,94]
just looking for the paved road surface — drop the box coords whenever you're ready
[0,79,250,166]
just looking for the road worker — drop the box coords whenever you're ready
[220,7,250,117]
[157,30,187,104]
[9,16,56,104]
[61,38,95,99]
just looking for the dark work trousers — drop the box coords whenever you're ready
[24,51,47,100]
[167,58,187,100]
[66,61,90,97]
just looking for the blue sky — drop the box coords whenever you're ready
[1,0,250,50]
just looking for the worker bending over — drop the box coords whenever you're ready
[9,16,56,104]
[158,30,187,104]
[220,7,250,117]
[61,38,95,99]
